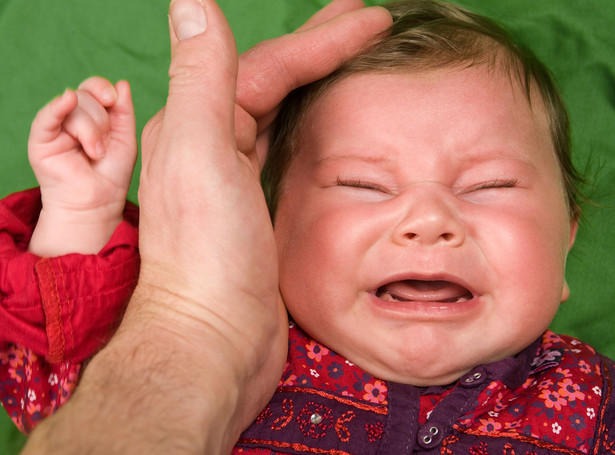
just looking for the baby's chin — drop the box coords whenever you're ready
[349,353,474,387]
[307,331,475,387]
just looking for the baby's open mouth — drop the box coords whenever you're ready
[376,280,473,303]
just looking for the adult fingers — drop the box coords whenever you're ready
[234,5,392,156]
[296,0,366,32]
[236,6,391,121]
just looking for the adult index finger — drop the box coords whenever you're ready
[235,5,392,122]
[296,0,367,32]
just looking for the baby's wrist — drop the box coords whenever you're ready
[28,205,125,257]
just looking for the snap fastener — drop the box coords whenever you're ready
[417,424,443,448]
[310,413,323,425]
[422,426,439,444]
[460,368,487,388]
[465,372,482,383]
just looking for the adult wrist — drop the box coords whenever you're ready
[125,276,289,439]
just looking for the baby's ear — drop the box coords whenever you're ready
[561,217,579,303]
[561,281,571,303]
[568,217,579,251]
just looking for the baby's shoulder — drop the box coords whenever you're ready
[457,331,615,452]
[529,330,613,379]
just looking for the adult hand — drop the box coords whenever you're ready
[234,0,393,169]
[22,1,391,453]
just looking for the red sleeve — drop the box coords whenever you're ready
[0,187,140,364]
[0,188,140,433]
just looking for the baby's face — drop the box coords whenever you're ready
[273,67,577,386]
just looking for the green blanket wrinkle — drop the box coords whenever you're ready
[1,1,614,453]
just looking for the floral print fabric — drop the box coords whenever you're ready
[235,323,615,454]
[0,343,80,433]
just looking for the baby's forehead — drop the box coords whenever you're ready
[291,67,560,182]
[302,66,550,141]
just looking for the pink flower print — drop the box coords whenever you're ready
[8,365,24,384]
[306,340,329,362]
[23,347,38,365]
[504,420,523,430]
[363,380,387,404]
[8,348,25,371]
[11,413,25,433]
[554,367,572,379]
[478,418,502,433]
[543,331,561,344]
[558,378,585,402]
[493,392,506,412]
[579,360,591,374]
[281,374,297,386]
[26,401,41,415]
[24,363,33,382]
[539,389,567,411]
[537,379,553,390]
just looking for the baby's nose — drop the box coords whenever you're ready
[391,186,465,247]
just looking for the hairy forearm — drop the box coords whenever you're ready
[23,322,237,453]
[22,282,287,455]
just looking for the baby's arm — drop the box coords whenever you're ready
[27,77,137,256]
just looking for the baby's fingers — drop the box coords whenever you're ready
[63,91,112,160]
[28,89,79,148]
[77,76,119,108]
[108,81,136,137]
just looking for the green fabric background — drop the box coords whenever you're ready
[1,0,614,452]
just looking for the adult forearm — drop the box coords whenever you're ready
[23,283,287,454]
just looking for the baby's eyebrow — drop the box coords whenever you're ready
[314,153,395,167]
[458,151,538,170]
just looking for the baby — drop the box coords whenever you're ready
[2,0,614,453]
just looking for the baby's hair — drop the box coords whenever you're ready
[263,0,584,220]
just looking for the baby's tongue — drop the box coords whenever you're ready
[378,280,471,303]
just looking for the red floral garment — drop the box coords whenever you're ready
[235,323,615,454]
[0,188,139,433]
[0,345,80,433]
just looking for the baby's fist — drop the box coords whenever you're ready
[27,77,137,256]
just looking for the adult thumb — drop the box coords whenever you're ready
[164,0,238,149]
